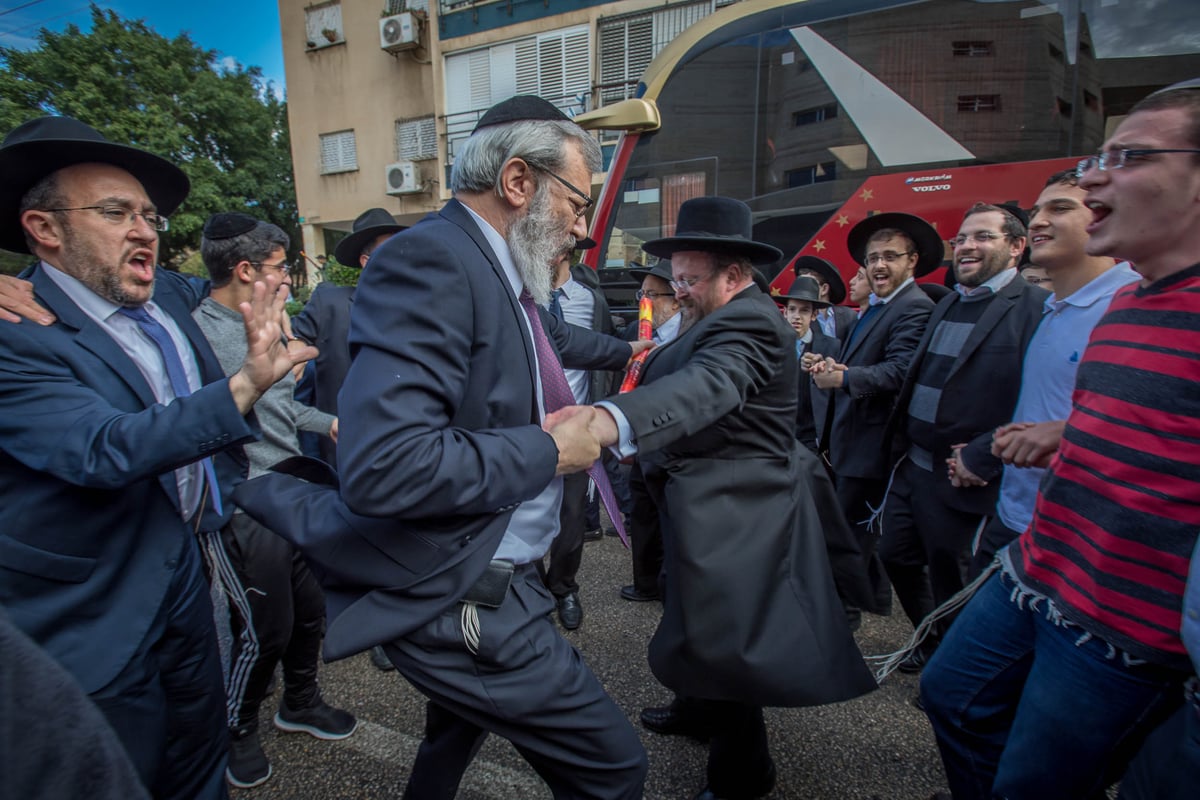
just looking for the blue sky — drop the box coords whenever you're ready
[0,1,286,95]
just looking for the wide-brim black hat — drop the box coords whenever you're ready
[847,212,944,278]
[774,274,831,308]
[792,255,846,304]
[643,197,782,268]
[0,115,189,254]
[334,207,406,267]
[629,260,673,284]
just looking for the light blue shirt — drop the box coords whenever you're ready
[817,306,837,338]
[461,205,563,564]
[655,311,681,345]
[995,262,1139,534]
[954,266,1019,299]
[42,261,206,519]
[551,277,592,404]
[1184,536,1200,673]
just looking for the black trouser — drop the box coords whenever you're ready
[542,471,589,598]
[878,459,987,634]
[387,564,647,800]
[627,461,665,596]
[211,512,326,730]
[971,515,1023,579]
[833,474,892,614]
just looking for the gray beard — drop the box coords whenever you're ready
[510,184,572,306]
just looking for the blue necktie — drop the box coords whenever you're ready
[549,288,565,321]
[117,306,223,516]
[847,303,881,346]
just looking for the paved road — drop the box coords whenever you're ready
[234,534,948,800]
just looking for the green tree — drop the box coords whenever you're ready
[0,4,297,271]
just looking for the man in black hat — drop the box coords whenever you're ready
[290,207,405,469]
[775,275,836,453]
[232,95,648,799]
[616,259,682,604]
[879,202,1047,672]
[793,254,857,342]
[193,213,356,788]
[582,195,875,799]
[811,212,938,629]
[0,116,312,799]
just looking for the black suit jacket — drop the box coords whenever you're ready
[890,275,1048,514]
[234,199,630,660]
[796,328,841,453]
[822,281,933,480]
[605,285,875,707]
[290,282,353,463]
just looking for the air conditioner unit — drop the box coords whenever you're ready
[385,160,422,195]
[380,12,418,53]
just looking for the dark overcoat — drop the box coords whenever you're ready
[605,285,876,707]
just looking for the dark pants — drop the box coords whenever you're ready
[971,514,1022,579]
[833,474,891,614]
[878,459,986,633]
[1120,690,1200,800]
[628,461,665,596]
[212,513,326,730]
[91,535,229,800]
[543,471,588,598]
[921,571,1184,799]
[384,564,647,800]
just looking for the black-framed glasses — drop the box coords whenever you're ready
[1075,148,1200,179]
[47,205,169,232]
[635,289,672,300]
[949,232,1007,248]
[542,170,594,218]
[863,250,914,266]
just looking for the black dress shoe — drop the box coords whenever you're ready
[620,584,661,602]
[639,704,712,741]
[691,761,776,799]
[369,645,395,671]
[557,593,583,630]
[582,528,603,542]
[897,645,932,674]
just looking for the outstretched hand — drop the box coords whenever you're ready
[228,276,318,413]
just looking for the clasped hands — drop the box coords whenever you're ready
[991,420,1064,469]
[543,405,620,476]
[806,354,847,390]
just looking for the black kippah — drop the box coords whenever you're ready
[203,212,258,240]
[473,95,570,132]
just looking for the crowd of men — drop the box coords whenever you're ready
[0,79,1197,800]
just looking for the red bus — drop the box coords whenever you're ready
[573,0,1200,306]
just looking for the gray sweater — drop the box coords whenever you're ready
[193,297,335,479]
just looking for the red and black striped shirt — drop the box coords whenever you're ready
[1011,263,1200,671]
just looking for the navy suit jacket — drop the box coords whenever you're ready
[234,199,631,660]
[0,267,257,693]
[823,281,933,480]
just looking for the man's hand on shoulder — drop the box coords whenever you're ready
[543,405,601,475]
[0,275,54,325]
[228,276,318,413]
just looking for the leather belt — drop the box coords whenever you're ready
[461,559,515,608]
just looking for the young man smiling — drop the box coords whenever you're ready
[921,79,1200,799]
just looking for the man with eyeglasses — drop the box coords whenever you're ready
[0,116,312,799]
[810,213,937,630]
[193,213,354,788]
[231,96,649,800]
[920,77,1200,800]
[877,202,1047,673]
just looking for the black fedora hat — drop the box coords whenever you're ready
[847,212,944,278]
[334,208,406,267]
[792,255,846,304]
[0,115,189,254]
[774,275,831,308]
[629,260,673,284]
[643,197,782,267]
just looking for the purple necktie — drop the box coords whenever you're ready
[518,290,628,546]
